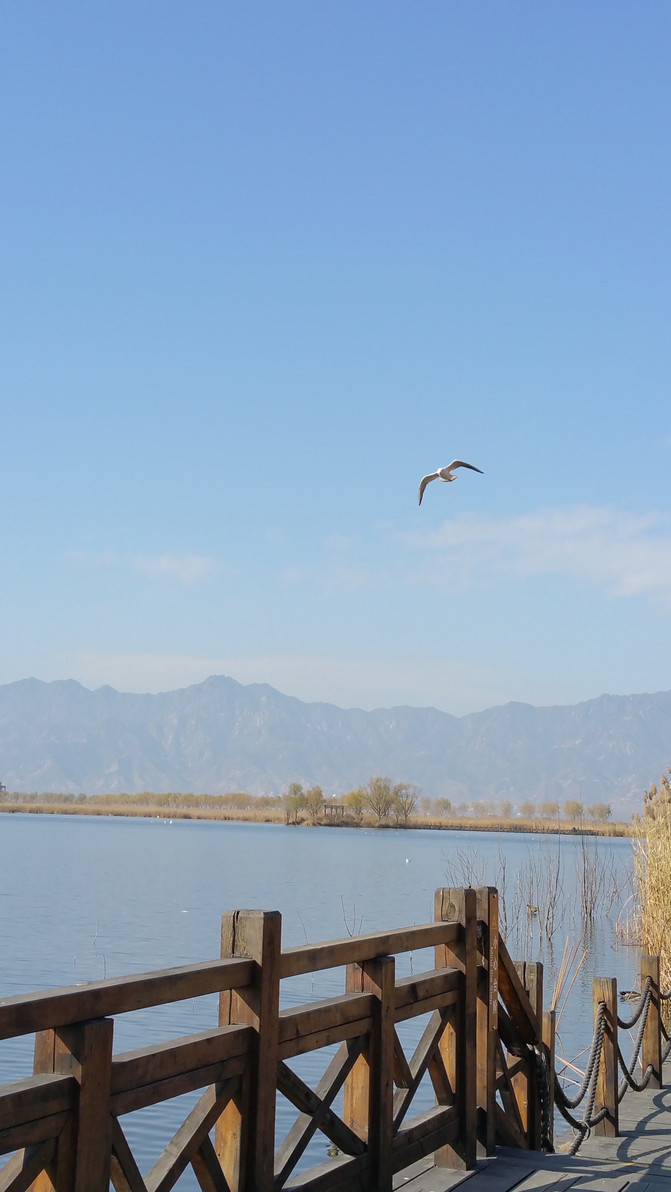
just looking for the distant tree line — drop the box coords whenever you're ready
[0,784,613,824]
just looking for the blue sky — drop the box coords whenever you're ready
[2,3,671,715]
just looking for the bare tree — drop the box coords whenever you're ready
[433,796,452,817]
[344,788,365,819]
[282,782,306,824]
[363,776,396,823]
[539,801,559,819]
[304,785,324,824]
[564,800,584,821]
[392,783,419,826]
[587,802,612,822]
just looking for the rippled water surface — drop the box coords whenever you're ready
[0,814,638,1184]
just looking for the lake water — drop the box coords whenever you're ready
[0,814,639,1184]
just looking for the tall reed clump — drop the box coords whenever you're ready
[634,769,671,1002]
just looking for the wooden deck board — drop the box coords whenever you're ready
[396,1060,671,1192]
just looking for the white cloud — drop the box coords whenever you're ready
[67,549,217,584]
[403,506,671,606]
[132,554,216,583]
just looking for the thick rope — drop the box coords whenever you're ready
[615,984,652,1100]
[554,1004,608,1154]
[555,1001,607,1110]
[530,1043,554,1152]
[501,979,671,1156]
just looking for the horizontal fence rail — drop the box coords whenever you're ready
[0,887,668,1192]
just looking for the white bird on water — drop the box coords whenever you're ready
[418,460,483,505]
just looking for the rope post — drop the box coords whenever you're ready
[641,955,662,1090]
[593,977,618,1137]
[434,887,477,1169]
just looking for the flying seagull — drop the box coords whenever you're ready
[418,460,483,505]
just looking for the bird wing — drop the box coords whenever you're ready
[418,472,439,504]
[449,460,484,474]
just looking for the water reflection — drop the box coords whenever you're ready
[0,814,638,1185]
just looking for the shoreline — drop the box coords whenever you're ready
[0,801,633,836]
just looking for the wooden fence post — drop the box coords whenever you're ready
[475,888,498,1155]
[512,961,543,1150]
[593,977,618,1137]
[641,955,662,1090]
[542,1009,555,1150]
[29,1018,114,1192]
[365,955,396,1192]
[217,909,282,1192]
[433,887,477,1169]
[343,955,395,1192]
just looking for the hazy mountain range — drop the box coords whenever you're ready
[0,675,669,819]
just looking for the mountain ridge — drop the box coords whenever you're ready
[0,675,668,818]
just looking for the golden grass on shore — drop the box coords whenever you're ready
[0,798,632,835]
[0,801,285,824]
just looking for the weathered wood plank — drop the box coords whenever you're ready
[217,909,281,1192]
[593,978,618,1138]
[393,1010,448,1132]
[110,1116,148,1192]
[495,1039,527,1147]
[402,1156,530,1192]
[0,959,254,1041]
[112,1060,245,1117]
[278,993,373,1058]
[391,1154,473,1192]
[0,1075,75,1131]
[433,886,478,1171]
[343,964,373,1148]
[281,923,459,979]
[512,1172,579,1192]
[476,888,499,1156]
[0,1140,56,1192]
[0,1112,71,1154]
[191,1135,231,1192]
[56,1016,115,1192]
[510,961,543,1148]
[391,1104,459,1164]
[28,1028,75,1192]
[494,1100,527,1151]
[284,1152,369,1192]
[543,1009,556,1149]
[275,1046,365,1186]
[498,940,539,1044]
[365,955,396,1192]
[641,956,661,1090]
[111,1025,252,1094]
[393,1029,413,1090]
[394,970,460,1017]
[145,1084,233,1192]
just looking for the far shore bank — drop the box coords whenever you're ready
[0,800,633,836]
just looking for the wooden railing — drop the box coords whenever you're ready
[0,886,663,1191]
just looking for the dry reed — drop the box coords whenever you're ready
[634,805,671,1001]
